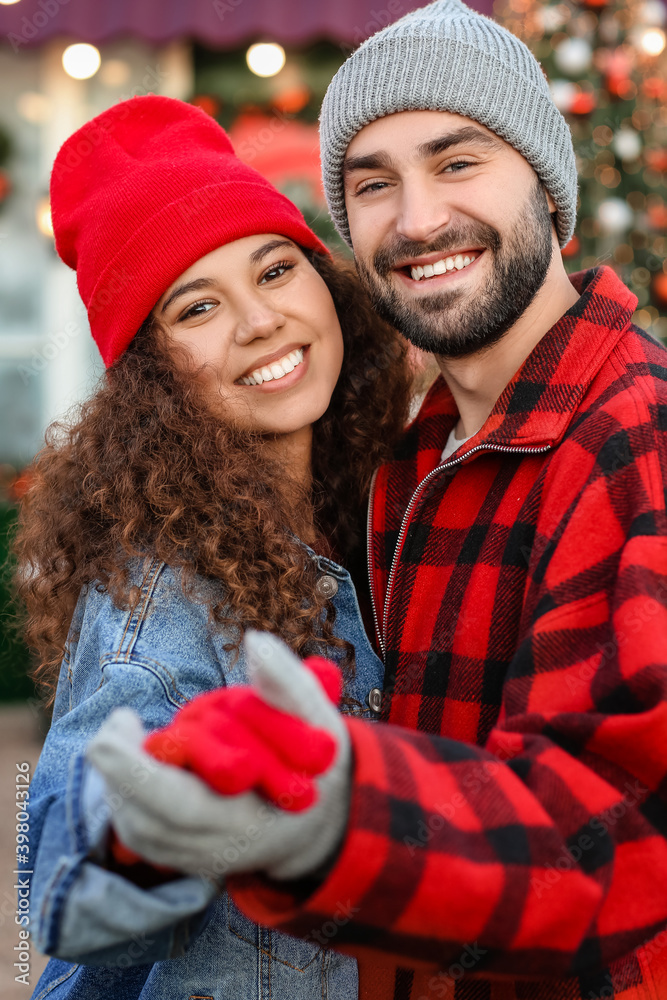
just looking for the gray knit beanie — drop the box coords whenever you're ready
[320,0,577,248]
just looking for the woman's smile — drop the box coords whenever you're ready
[235,344,309,389]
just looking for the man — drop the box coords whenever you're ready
[87,2,667,999]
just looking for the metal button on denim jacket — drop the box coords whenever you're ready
[28,552,383,1000]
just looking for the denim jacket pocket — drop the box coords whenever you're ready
[98,654,191,711]
[225,893,324,973]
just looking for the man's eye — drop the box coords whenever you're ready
[180,300,215,321]
[260,261,295,284]
[443,160,473,173]
[356,181,389,196]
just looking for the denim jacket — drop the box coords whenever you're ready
[28,550,383,1000]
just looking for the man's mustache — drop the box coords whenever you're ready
[372,224,501,278]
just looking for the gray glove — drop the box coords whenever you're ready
[85,631,351,881]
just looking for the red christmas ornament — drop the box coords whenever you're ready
[0,170,11,203]
[647,202,667,230]
[642,77,667,101]
[561,235,580,257]
[606,74,636,99]
[645,149,667,173]
[190,94,221,118]
[271,85,310,115]
[570,92,597,115]
[651,272,667,308]
[8,469,32,502]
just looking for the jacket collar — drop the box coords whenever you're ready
[413,266,638,458]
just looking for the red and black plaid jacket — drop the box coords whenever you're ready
[232,267,667,1000]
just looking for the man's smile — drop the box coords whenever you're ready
[392,250,485,288]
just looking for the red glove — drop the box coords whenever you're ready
[109,656,342,868]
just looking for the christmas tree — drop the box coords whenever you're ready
[496,0,667,343]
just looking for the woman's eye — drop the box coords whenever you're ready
[260,260,295,284]
[179,300,216,321]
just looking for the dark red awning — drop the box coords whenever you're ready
[0,0,495,50]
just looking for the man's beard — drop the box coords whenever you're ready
[355,179,555,359]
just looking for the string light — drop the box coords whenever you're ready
[62,43,101,81]
[36,198,53,238]
[246,43,286,78]
[639,28,666,55]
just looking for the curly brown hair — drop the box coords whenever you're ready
[14,251,412,704]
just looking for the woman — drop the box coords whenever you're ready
[15,95,411,999]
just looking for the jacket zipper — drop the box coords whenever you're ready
[367,469,384,655]
[369,442,553,659]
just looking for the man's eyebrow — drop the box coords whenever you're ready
[248,238,296,265]
[417,126,503,158]
[343,151,399,176]
[343,127,502,178]
[161,277,216,314]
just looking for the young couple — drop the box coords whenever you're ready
[19,2,667,999]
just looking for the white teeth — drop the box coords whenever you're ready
[410,253,477,281]
[239,347,305,386]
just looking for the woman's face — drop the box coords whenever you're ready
[154,234,344,439]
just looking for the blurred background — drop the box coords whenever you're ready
[0,1,664,994]
[0,0,665,703]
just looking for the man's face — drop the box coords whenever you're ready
[343,110,557,358]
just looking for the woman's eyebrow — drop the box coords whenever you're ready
[161,277,216,314]
[248,239,296,265]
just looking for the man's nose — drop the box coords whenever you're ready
[396,182,452,244]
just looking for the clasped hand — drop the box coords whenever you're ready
[86,632,351,882]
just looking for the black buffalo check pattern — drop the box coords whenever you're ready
[231,268,667,1000]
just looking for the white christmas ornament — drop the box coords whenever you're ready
[597,198,634,235]
[641,0,666,27]
[538,5,568,32]
[550,79,577,112]
[613,129,642,161]
[554,37,593,75]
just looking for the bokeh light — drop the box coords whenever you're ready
[36,198,53,238]
[639,28,666,55]
[246,43,286,78]
[62,43,101,81]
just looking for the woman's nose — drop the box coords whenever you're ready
[234,301,286,344]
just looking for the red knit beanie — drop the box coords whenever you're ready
[50,95,329,367]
